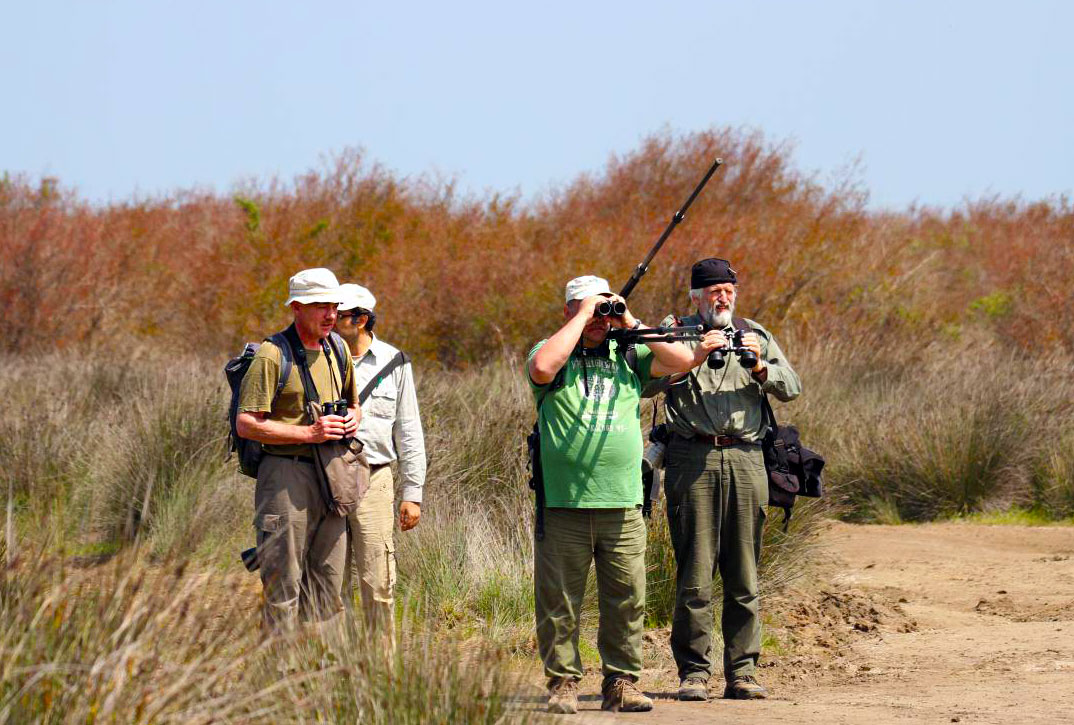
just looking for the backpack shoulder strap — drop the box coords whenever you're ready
[731,316,751,333]
[535,365,567,411]
[280,323,321,405]
[326,331,350,384]
[266,331,293,403]
[623,341,639,377]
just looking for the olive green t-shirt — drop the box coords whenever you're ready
[527,339,654,508]
[237,339,358,457]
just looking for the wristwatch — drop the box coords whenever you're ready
[630,319,643,330]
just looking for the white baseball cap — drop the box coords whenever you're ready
[564,275,613,303]
[283,268,346,306]
[338,283,377,312]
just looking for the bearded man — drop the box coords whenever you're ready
[651,257,801,701]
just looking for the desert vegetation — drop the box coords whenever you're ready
[1,127,1071,721]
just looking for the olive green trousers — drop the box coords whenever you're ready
[664,437,768,682]
[534,507,647,687]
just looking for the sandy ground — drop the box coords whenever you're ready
[521,520,1074,724]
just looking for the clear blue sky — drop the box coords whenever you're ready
[3,0,1071,209]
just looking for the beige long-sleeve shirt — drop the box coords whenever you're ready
[353,336,427,503]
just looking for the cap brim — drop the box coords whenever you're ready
[566,290,614,303]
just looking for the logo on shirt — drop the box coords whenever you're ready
[574,356,618,404]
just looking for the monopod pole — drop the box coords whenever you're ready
[618,157,723,299]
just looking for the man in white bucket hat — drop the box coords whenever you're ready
[333,283,426,641]
[236,268,360,631]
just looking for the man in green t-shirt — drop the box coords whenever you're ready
[527,275,719,714]
[236,268,360,632]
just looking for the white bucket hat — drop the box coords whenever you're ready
[564,275,613,303]
[283,268,346,306]
[338,283,377,312]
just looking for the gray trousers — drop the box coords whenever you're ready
[254,454,347,632]
[664,437,767,682]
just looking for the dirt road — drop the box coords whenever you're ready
[548,521,1074,724]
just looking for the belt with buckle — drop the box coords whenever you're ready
[676,432,749,447]
[265,453,316,465]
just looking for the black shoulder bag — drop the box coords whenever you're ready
[728,318,825,529]
[759,394,825,529]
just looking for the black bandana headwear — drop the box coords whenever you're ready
[690,258,737,288]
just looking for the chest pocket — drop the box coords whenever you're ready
[367,376,398,419]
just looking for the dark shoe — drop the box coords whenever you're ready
[601,676,654,712]
[723,674,769,700]
[677,675,709,701]
[546,677,580,714]
[547,677,580,714]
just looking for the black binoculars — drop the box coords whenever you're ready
[596,299,626,317]
[707,329,759,370]
[321,399,348,417]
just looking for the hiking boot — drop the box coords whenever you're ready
[547,677,579,714]
[723,674,769,700]
[601,676,654,712]
[677,675,709,701]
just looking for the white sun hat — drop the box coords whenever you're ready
[564,275,613,303]
[338,283,377,312]
[283,268,346,306]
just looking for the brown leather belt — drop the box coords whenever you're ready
[676,433,751,447]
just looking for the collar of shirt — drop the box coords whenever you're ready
[354,335,394,365]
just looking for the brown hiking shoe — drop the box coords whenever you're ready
[723,674,769,700]
[547,677,579,714]
[601,677,654,712]
[677,675,709,701]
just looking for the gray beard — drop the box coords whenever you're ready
[700,302,733,329]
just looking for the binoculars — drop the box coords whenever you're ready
[596,299,626,317]
[321,399,348,417]
[707,329,759,370]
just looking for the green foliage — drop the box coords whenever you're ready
[956,508,1073,526]
[233,195,261,233]
[969,290,1013,319]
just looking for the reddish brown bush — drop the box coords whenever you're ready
[1,130,1070,363]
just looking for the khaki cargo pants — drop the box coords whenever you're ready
[664,437,768,682]
[254,454,347,632]
[345,464,397,634]
[534,507,647,687]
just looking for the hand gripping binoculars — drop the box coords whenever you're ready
[707,328,759,370]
